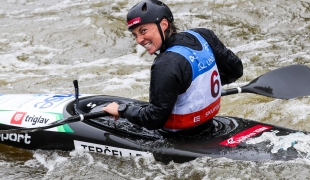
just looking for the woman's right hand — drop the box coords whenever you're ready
[102,102,120,120]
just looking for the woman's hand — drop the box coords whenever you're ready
[102,102,120,120]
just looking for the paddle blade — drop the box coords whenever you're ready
[242,64,310,99]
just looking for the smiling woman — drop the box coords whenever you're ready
[127,0,174,54]
[0,0,310,179]
[132,22,167,54]
[102,0,243,133]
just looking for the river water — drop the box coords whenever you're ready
[0,0,310,179]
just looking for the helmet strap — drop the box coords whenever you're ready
[156,22,166,52]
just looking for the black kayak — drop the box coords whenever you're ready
[1,64,310,163]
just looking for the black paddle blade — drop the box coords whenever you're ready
[242,64,310,99]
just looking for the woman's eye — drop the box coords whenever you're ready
[140,29,147,34]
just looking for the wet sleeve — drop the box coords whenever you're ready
[194,28,243,85]
[122,52,192,130]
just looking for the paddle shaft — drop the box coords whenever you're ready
[0,111,109,134]
[221,88,241,96]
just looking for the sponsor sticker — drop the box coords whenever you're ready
[74,140,152,158]
[34,94,75,110]
[10,112,27,125]
[0,133,31,144]
[127,17,141,28]
[1,110,72,133]
[0,94,75,112]
[220,125,272,147]
[24,114,50,125]
[10,112,52,126]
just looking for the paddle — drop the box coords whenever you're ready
[1,64,309,134]
[221,64,310,99]
[0,111,109,134]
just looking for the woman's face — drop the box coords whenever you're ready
[131,19,168,55]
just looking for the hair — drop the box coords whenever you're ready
[164,19,178,38]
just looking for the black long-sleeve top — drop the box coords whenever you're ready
[122,28,243,130]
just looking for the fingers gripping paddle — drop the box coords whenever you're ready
[221,64,310,99]
[0,111,109,134]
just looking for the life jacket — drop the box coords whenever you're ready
[164,30,222,131]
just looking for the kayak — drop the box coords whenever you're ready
[0,93,307,163]
[1,64,310,163]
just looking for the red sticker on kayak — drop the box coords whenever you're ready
[10,112,27,125]
[220,125,272,147]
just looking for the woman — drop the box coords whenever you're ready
[102,0,243,133]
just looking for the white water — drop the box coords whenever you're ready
[1,0,310,179]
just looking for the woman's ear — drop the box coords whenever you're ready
[160,18,169,32]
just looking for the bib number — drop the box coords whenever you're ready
[210,70,220,97]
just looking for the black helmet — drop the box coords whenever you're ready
[127,0,174,30]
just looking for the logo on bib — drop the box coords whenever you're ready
[194,116,200,122]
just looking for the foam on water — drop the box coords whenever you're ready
[247,132,310,155]
[29,149,310,180]
[32,151,68,172]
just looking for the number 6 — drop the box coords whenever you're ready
[210,70,220,97]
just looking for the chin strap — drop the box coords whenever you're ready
[156,22,166,52]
